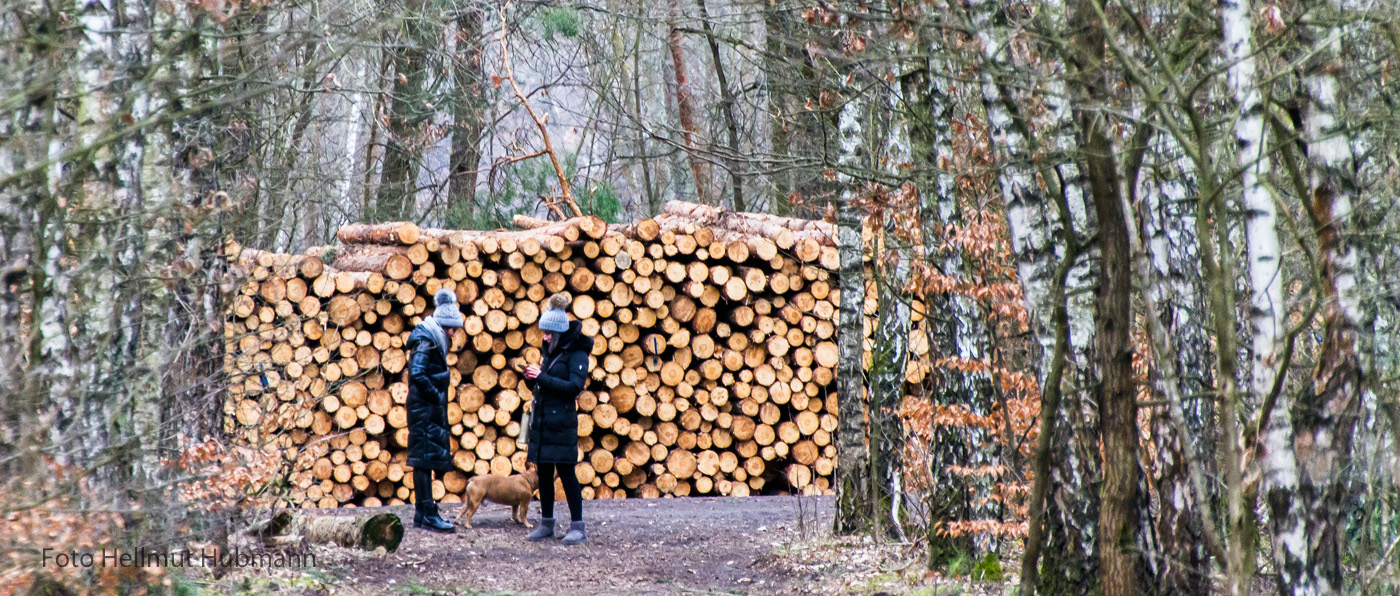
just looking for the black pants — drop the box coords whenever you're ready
[413,468,442,517]
[536,462,583,522]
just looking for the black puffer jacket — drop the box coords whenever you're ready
[525,320,593,465]
[406,322,453,472]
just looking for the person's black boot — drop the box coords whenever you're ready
[415,501,452,532]
[420,514,455,534]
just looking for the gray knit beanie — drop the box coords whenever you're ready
[538,293,571,332]
[432,288,464,328]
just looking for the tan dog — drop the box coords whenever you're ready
[454,466,539,528]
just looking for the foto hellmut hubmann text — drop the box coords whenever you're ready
[42,547,315,569]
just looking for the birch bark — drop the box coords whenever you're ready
[903,22,999,559]
[867,50,914,540]
[1273,1,1365,591]
[833,187,871,534]
[832,56,878,532]
[965,0,1098,590]
[871,223,911,541]
[0,13,60,470]
[1218,2,1285,594]
[1137,132,1216,596]
[111,0,174,487]
[71,0,128,475]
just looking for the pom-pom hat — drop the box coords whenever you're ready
[538,293,571,332]
[432,288,464,327]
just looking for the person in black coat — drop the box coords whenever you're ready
[407,288,464,533]
[523,292,592,545]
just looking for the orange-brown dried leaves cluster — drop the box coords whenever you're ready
[169,436,283,512]
[3,438,282,595]
[2,459,132,596]
[889,95,1040,541]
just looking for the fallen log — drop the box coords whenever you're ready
[337,222,421,246]
[251,511,404,552]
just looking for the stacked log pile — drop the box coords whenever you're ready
[225,202,932,508]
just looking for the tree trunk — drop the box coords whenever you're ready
[763,1,794,214]
[129,0,178,489]
[666,4,706,204]
[833,196,871,534]
[621,17,659,214]
[1220,0,1282,591]
[1267,3,1366,591]
[448,7,487,220]
[694,0,744,211]
[966,0,1099,590]
[1065,2,1153,593]
[375,0,433,221]
[870,224,911,540]
[258,511,405,552]
[1075,59,1146,596]
[1137,132,1216,596]
[903,23,997,563]
[7,5,70,484]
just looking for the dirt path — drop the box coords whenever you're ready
[222,495,998,596]
[276,495,921,596]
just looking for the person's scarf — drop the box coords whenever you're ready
[419,317,449,362]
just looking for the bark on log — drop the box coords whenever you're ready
[256,511,404,552]
[337,222,422,246]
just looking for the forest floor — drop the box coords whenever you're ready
[215,495,1016,596]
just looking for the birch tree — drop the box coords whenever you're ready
[1137,130,1217,596]
[833,183,872,535]
[1261,0,1367,591]
[960,0,1100,589]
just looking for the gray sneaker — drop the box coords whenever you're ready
[561,520,586,545]
[526,517,555,542]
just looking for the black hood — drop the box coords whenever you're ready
[549,319,593,355]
